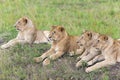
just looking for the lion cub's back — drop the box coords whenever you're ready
[68,36,80,52]
[34,30,49,43]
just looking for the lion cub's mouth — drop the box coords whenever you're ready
[95,48,101,51]
[16,28,21,31]
[49,37,56,42]
[16,29,20,31]
[47,38,52,42]
[79,44,83,46]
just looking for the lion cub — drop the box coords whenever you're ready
[34,26,81,65]
[85,35,120,73]
[76,30,101,68]
[1,17,50,49]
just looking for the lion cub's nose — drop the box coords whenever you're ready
[49,36,51,39]
[13,24,16,27]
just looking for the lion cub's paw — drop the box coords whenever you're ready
[1,44,8,49]
[85,67,92,73]
[69,51,75,56]
[75,61,82,68]
[49,55,57,60]
[43,58,50,66]
[87,61,93,66]
[34,57,43,63]
[76,56,81,61]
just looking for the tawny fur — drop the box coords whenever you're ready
[85,35,120,73]
[76,30,100,68]
[1,17,50,49]
[34,26,81,65]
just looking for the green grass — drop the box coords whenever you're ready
[0,0,120,80]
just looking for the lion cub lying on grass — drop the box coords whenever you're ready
[1,17,50,49]
[85,35,120,73]
[76,30,101,68]
[34,26,83,65]
[76,31,120,73]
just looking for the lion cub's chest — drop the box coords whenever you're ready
[17,32,25,40]
[55,46,59,52]
[53,44,61,52]
[17,31,29,40]
[53,42,68,53]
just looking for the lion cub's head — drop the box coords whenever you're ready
[48,26,67,42]
[14,17,34,31]
[77,30,99,47]
[93,34,113,50]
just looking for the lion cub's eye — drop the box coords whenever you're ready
[81,36,83,39]
[98,40,100,42]
[52,31,56,34]
[18,22,20,24]
[53,31,56,34]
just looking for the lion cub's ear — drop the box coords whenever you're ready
[51,26,56,29]
[103,36,108,41]
[23,17,28,24]
[87,32,92,38]
[83,29,88,33]
[58,26,64,32]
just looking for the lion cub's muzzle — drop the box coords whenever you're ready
[48,36,52,40]
[93,46,101,52]
[14,26,21,31]
[76,41,83,46]
[13,24,20,31]
[48,36,53,41]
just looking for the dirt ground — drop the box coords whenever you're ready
[42,56,120,80]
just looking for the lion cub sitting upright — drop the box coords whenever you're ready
[34,26,81,65]
[1,17,50,49]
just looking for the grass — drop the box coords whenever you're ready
[0,0,120,80]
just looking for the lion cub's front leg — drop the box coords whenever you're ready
[34,48,55,63]
[76,50,88,61]
[49,51,64,60]
[42,51,64,66]
[1,38,19,49]
[86,60,116,73]
[87,55,104,66]
[1,38,28,49]
[69,48,84,56]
